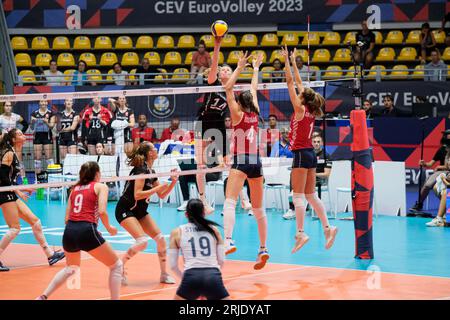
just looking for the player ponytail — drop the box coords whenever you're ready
[186,199,220,240]
[0,128,19,151]
[127,142,152,167]
[303,88,324,117]
[238,90,259,116]
[76,161,100,186]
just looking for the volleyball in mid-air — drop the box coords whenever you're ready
[211,20,228,37]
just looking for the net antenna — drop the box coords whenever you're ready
[307,14,311,83]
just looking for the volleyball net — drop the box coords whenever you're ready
[0,80,333,199]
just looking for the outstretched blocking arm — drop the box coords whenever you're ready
[281,46,304,117]
[250,53,263,114]
[224,51,250,122]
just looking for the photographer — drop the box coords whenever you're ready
[410,130,450,213]
[353,20,375,69]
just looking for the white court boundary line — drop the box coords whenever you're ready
[0,82,325,103]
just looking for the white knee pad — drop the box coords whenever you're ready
[132,236,148,253]
[252,208,266,221]
[109,259,123,273]
[34,160,42,170]
[32,220,42,233]
[305,193,320,205]
[152,233,166,253]
[6,228,20,241]
[223,198,237,212]
[293,193,306,209]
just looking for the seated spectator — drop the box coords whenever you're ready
[43,60,65,86]
[354,20,375,69]
[135,58,164,85]
[380,95,398,117]
[270,59,285,83]
[424,50,447,81]
[131,114,157,146]
[159,118,185,142]
[111,62,129,86]
[420,22,438,64]
[188,41,211,84]
[442,12,450,46]
[426,171,450,227]
[71,60,88,86]
[291,56,313,81]
[362,99,374,118]
[270,127,292,158]
[410,132,450,213]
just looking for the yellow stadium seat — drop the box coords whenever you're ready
[333,48,351,62]
[31,36,49,50]
[443,47,450,61]
[64,69,76,81]
[177,35,196,48]
[260,33,278,47]
[99,52,118,66]
[163,51,182,65]
[73,36,91,50]
[11,36,28,50]
[238,67,254,80]
[184,51,195,65]
[302,32,320,46]
[35,53,52,67]
[57,53,75,67]
[376,47,395,61]
[397,47,417,61]
[19,70,36,83]
[136,36,153,49]
[129,68,137,81]
[405,30,421,44]
[15,53,32,67]
[373,31,383,45]
[157,35,175,49]
[79,52,97,66]
[227,51,241,64]
[433,30,446,44]
[390,65,409,79]
[281,33,299,46]
[221,34,237,47]
[144,51,161,65]
[154,68,168,83]
[261,66,274,81]
[209,51,224,64]
[86,69,102,82]
[312,49,331,63]
[322,32,341,45]
[240,34,258,47]
[52,36,70,50]
[115,36,133,49]
[250,50,267,63]
[345,65,362,77]
[121,52,139,66]
[172,68,190,82]
[94,36,112,50]
[367,65,387,78]
[200,35,214,48]
[295,49,308,62]
[412,65,424,79]
[344,32,356,45]
[106,69,115,82]
[324,65,343,79]
[269,50,285,63]
[384,30,404,44]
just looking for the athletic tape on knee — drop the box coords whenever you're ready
[132,236,148,253]
[109,259,123,272]
[34,160,41,170]
[0,227,20,248]
[305,193,320,203]
[252,208,266,220]
[293,193,306,208]
[223,198,237,211]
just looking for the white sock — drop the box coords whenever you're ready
[32,220,54,258]
[43,266,79,298]
[305,193,330,230]
[109,260,123,300]
[223,198,237,241]
[293,193,306,232]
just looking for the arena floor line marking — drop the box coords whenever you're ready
[95,266,307,300]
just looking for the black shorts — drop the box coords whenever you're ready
[34,132,52,145]
[292,148,317,169]
[87,133,106,146]
[62,220,105,253]
[0,191,18,206]
[176,268,229,300]
[115,199,148,224]
[58,137,77,147]
[231,154,263,179]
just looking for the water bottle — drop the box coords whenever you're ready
[36,186,45,200]
[22,176,28,185]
